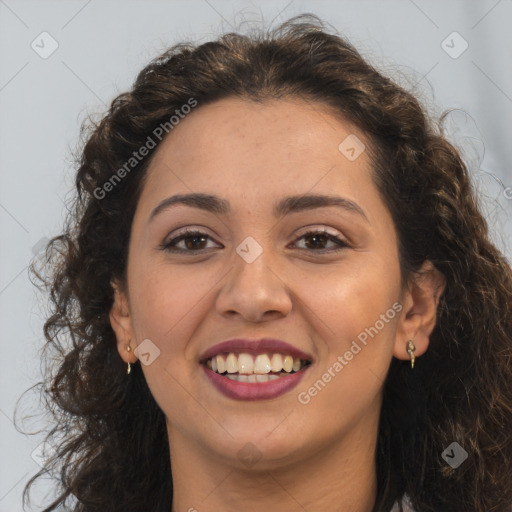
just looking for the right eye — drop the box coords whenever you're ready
[160,229,222,253]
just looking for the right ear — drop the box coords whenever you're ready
[109,279,137,365]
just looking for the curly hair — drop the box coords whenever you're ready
[21,13,512,512]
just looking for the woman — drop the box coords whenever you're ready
[24,13,512,512]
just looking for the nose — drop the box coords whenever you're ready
[215,242,293,323]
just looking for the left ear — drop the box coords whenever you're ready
[393,260,446,362]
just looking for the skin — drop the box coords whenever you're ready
[110,97,445,512]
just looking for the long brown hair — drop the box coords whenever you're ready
[22,13,512,512]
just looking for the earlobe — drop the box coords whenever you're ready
[393,260,446,364]
[109,279,137,365]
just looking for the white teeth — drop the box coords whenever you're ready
[283,355,293,373]
[216,355,225,374]
[238,353,254,374]
[270,353,283,372]
[226,353,238,374]
[207,352,309,377]
[254,354,271,374]
[220,373,283,383]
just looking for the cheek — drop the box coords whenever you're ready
[294,263,398,430]
[128,263,208,423]
[294,254,399,341]
[129,261,197,352]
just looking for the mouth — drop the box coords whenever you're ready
[202,352,311,382]
[199,338,313,401]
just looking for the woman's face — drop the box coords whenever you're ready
[111,97,420,470]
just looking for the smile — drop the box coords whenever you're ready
[202,352,312,401]
[205,352,310,381]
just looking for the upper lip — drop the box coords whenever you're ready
[199,338,314,363]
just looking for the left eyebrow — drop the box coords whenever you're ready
[148,192,369,224]
[274,194,369,222]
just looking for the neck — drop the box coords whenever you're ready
[168,411,380,512]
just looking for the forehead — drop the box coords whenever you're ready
[140,97,378,210]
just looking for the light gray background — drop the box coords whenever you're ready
[1,0,511,510]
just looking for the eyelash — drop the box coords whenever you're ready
[159,228,351,254]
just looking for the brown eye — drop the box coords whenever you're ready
[161,230,220,253]
[293,230,350,253]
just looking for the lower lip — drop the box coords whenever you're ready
[202,365,310,401]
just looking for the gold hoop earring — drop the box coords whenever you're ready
[126,344,132,375]
[406,340,416,369]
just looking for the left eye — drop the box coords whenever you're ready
[160,229,350,253]
[292,230,350,252]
